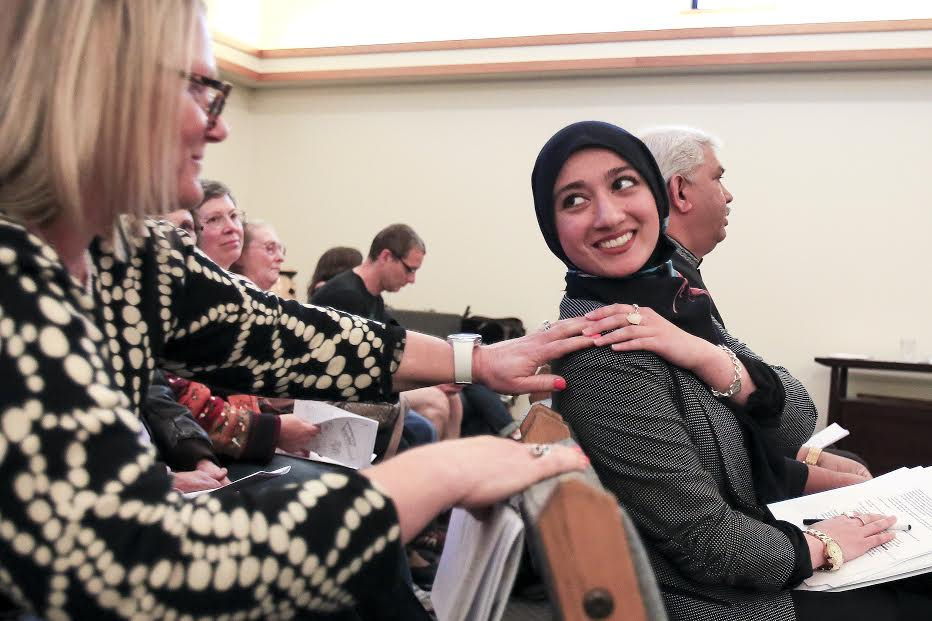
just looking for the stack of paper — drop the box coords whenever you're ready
[769,466,932,591]
[431,504,525,621]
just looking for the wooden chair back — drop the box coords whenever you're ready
[515,404,665,621]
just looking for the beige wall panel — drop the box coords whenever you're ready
[202,68,932,421]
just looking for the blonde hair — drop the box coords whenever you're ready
[0,0,202,227]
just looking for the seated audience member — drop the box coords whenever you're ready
[163,208,196,237]
[531,120,931,621]
[231,220,286,291]
[190,179,244,270]
[142,369,231,492]
[308,245,364,299]
[0,3,609,617]
[312,224,461,441]
[156,182,321,469]
[640,125,870,476]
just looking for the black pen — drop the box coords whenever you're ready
[802,518,911,531]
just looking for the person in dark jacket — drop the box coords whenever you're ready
[532,120,930,621]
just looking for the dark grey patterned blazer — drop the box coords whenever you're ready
[555,296,817,621]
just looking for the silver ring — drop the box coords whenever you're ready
[626,304,642,326]
[540,320,552,332]
[529,443,551,458]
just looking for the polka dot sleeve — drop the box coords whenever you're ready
[0,219,404,618]
[116,221,406,405]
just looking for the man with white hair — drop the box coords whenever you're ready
[639,126,732,326]
[641,126,872,476]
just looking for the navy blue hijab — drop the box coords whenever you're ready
[531,121,723,345]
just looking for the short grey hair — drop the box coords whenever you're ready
[638,126,722,183]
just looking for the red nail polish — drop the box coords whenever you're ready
[553,378,567,390]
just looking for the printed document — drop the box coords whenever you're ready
[291,400,378,469]
[769,466,932,591]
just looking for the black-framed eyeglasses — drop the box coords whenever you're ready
[183,71,233,124]
[392,252,418,275]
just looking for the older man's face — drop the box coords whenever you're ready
[681,146,733,251]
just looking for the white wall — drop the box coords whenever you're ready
[202,67,932,421]
[208,0,932,48]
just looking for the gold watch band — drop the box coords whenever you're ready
[804,527,844,571]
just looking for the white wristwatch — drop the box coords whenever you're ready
[447,333,482,384]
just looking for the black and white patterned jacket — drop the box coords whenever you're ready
[555,296,817,621]
[0,216,406,619]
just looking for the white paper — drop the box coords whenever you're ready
[292,401,378,470]
[276,448,376,470]
[432,504,525,621]
[182,465,291,499]
[769,466,932,591]
[806,423,850,449]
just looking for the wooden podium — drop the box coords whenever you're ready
[815,356,932,475]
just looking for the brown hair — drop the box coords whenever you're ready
[308,246,363,300]
[367,223,425,261]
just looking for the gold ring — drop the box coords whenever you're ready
[626,304,642,326]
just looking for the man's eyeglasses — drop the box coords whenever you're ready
[392,253,418,275]
[183,71,233,125]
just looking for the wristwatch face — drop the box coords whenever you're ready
[825,540,844,570]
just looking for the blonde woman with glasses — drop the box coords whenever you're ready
[0,2,622,618]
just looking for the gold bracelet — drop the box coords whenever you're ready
[803,446,823,466]
[804,528,844,571]
[710,345,742,398]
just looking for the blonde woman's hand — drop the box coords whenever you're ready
[472,316,598,395]
[450,436,588,511]
[361,435,589,542]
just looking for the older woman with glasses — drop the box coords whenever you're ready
[190,179,245,270]
[231,220,287,291]
[0,2,621,618]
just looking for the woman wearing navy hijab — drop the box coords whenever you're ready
[532,121,931,621]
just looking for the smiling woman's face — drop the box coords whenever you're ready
[176,13,229,209]
[553,148,660,278]
[195,194,243,269]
